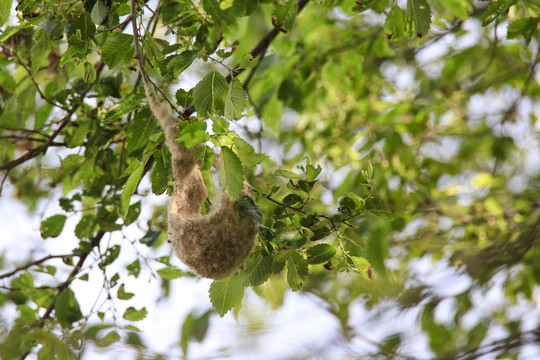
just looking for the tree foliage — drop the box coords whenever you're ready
[0,0,540,359]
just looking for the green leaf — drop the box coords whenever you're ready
[209,276,245,317]
[176,121,210,149]
[306,244,336,264]
[507,18,540,44]
[194,146,215,171]
[365,198,394,219]
[305,164,322,181]
[101,33,134,68]
[384,5,405,40]
[193,71,228,117]
[0,23,33,43]
[273,169,301,179]
[438,0,472,21]
[273,0,298,30]
[218,146,244,199]
[406,0,431,37]
[350,256,371,279]
[242,254,273,286]
[41,215,67,238]
[140,230,161,247]
[34,103,53,129]
[151,147,168,195]
[117,284,134,300]
[482,0,516,25]
[123,307,148,321]
[0,0,13,27]
[287,251,308,291]
[282,193,303,206]
[91,0,108,25]
[160,50,200,82]
[233,137,267,166]
[99,330,121,347]
[75,214,95,240]
[224,78,246,119]
[127,259,141,278]
[121,161,145,216]
[238,53,259,69]
[232,0,258,16]
[237,195,263,223]
[55,288,83,325]
[338,196,356,216]
[157,268,188,279]
[127,108,156,153]
[98,245,121,269]
[201,0,235,27]
[176,88,193,109]
[181,310,211,355]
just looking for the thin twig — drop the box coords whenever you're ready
[14,54,69,111]
[0,62,105,172]
[0,254,80,280]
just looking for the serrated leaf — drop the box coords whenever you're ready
[0,24,33,42]
[193,71,228,117]
[101,33,134,68]
[507,18,540,44]
[384,5,405,39]
[287,251,308,291]
[91,0,108,25]
[338,196,356,216]
[242,254,273,286]
[160,50,200,82]
[209,276,245,317]
[176,121,210,148]
[127,108,156,153]
[123,307,148,321]
[194,146,214,171]
[233,137,267,166]
[157,268,188,279]
[306,243,336,264]
[273,169,301,179]
[406,0,431,37]
[55,288,83,325]
[218,146,244,199]
[121,161,145,216]
[482,0,516,25]
[273,0,298,30]
[225,78,246,119]
[41,215,67,239]
[350,256,371,279]
[365,198,394,219]
[238,53,259,69]
[117,284,134,300]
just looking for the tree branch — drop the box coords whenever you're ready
[181,0,310,119]
[0,62,105,173]
[0,254,81,280]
